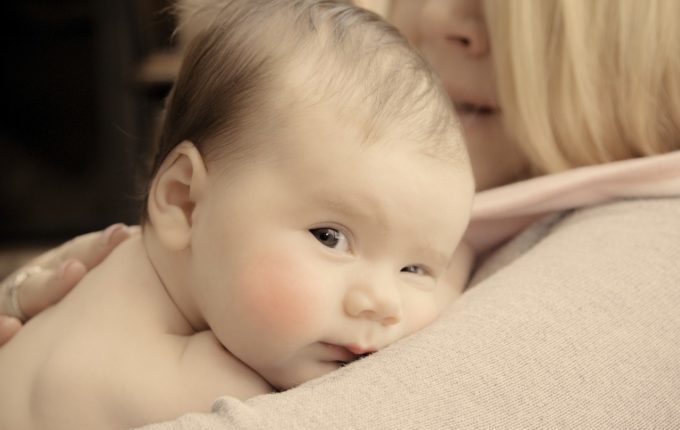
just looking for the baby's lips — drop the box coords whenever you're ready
[322,342,359,361]
[345,344,377,355]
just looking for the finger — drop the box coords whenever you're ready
[53,223,136,270]
[0,316,22,346]
[17,259,87,318]
[0,224,137,322]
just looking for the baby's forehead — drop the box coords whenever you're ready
[269,80,464,157]
[266,105,468,198]
[268,39,466,156]
[201,60,468,181]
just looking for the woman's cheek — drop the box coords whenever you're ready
[237,253,326,335]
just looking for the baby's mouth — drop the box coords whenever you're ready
[321,342,358,362]
[321,342,376,366]
[345,344,377,356]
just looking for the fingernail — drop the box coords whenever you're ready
[99,223,126,246]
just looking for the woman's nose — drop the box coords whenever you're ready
[344,279,402,326]
[421,0,490,57]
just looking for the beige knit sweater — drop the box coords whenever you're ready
[137,195,680,429]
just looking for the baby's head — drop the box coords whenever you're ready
[143,0,474,390]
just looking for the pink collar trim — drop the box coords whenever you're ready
[465,151,680,253]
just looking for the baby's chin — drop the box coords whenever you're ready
[265,360,350,391]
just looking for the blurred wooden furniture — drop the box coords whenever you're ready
[136,50,181,87]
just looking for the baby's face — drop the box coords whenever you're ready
[189,107,473,390]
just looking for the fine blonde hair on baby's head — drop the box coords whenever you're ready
[141,0,468,222]
[484,0,680,175]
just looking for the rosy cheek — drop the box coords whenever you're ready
[407,303,439,334]
[237,253,323,334]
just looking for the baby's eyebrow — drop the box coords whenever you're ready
[312,192,390,230]
[411,245,452,270]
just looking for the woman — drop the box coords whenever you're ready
[2,0,680,428]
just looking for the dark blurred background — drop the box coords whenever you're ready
[0,0,180,256]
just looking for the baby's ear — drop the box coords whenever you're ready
[147,141,207,251]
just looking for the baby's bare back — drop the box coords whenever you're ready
[0,237,270,430]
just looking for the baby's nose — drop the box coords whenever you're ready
[344,279,402,325]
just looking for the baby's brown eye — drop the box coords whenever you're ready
[309,228,349,251]
[401,265,427,276]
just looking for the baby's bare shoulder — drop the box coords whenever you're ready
[25,326,184,429]
[26,328,270,429]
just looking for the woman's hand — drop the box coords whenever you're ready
[0,224,138,346]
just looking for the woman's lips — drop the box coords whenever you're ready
[452,101,500,132]
[453,101,499,116]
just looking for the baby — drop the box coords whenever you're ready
[0,0,474,429]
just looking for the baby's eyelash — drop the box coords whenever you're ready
[400,265,429,276]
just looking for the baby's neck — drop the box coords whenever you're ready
[95,233,197,336]
[140,227,208,332]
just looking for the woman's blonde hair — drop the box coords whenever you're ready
[484,0,680,174]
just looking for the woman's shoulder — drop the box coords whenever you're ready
[555,195,680,246]
[472,196,680,286]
